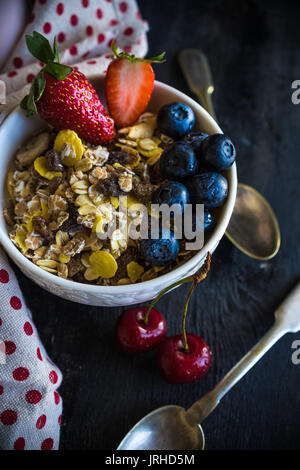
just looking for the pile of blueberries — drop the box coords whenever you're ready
[140,101,236,267]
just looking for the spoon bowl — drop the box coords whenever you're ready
[118,405,205,450]
[225,184,281,260]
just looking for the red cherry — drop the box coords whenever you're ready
[157,333,212,384]
[116,307,167,354]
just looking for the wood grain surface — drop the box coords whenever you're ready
[11,0,300,450]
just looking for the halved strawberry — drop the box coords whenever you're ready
[105,43,165,128]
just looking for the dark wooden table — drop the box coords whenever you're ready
[12,0,300,450]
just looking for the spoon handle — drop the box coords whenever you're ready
[186,281,300,425]
[186,321,286,425]
[194,88,217,122]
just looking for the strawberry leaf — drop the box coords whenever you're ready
[53,36,60,63]
[26,31,55,64]
[43,62,73,80]
[34,71,46,101]
[20,86,37,117]
[110,40,166,64]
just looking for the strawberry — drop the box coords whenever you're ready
[105,42,165,128]
[21,32,114,144]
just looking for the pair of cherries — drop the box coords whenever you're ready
[115,255,212,384]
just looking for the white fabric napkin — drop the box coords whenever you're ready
[0,0,148,450]
[0,0,148,124]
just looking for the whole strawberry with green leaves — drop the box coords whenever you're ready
[21,31,114,144]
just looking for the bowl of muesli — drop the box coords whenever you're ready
[0,76,237,306]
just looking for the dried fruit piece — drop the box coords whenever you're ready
[16,132,51,166]
[14,228,28,253]
[32,216,53,242]
[89,251,118,278]
[110,196,120,209]
[46,150,64,172]
[132,177,155,203]
[127,261,144,283]
[34,156,63,180]
[59,254,71,263]
[97,178,125,197]
[54,130,84,167]
[91,215,103,234]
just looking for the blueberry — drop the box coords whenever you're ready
[191,208,215,232]
[183,131,208,154]
[160,142,198,180]
[199,134,236,172]
[185,172,228,208]
[157,102,195,139]
[140,229,180,266]
[152,181,190,214]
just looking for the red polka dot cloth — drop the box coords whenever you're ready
[0,249,62,450]
[0,0,148,124]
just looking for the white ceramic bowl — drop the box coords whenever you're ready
[0,77,237,306]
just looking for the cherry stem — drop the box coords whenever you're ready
[143,276,193,325]
[181,281,196,352]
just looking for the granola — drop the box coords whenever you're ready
[5,113,200,285]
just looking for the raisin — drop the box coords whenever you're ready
[48,176,63,193]
[149,161,164,185]
[46,149,64,172]
[32,216,54,242]
[107,151,131,166]
[67,254,83,277]
[132,177,155,203]
[113,246,140,281]
[61,204,84,235]
[97,178,126,197]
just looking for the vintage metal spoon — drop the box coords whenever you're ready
[178,48,280,260]
[118,282,300,450]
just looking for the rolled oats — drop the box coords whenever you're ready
[5,117,193,286]
[118,172,133,192]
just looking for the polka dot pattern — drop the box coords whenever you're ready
[24,322,33,336]
[36,414,47,430]
[70,14,79,27]
[14,437,25,450]
[119,2,128,13]
[56,3,64,15]
[41,438,54,450]
[69,45,78,56]
[0,410,17,426]
[49,370,58,384]
[13,58,23,69]
[0,250,62,449]
[43,22,52,34]
[86,25,93,37]
[0,269,9,283]
[4,341,16,355]
[13,367,30,381]
[25,390,42,405]
[10,296,22,310]
[57,32,66,43]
